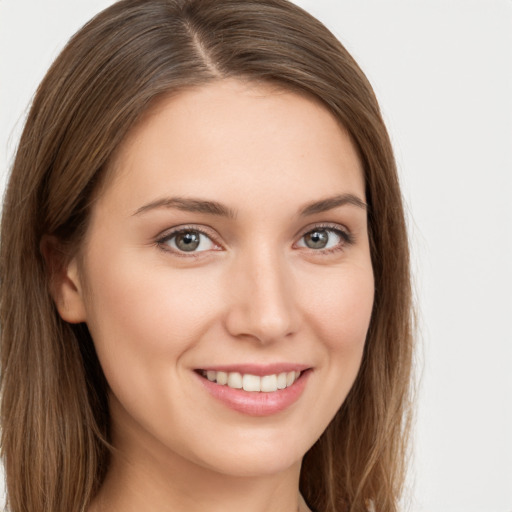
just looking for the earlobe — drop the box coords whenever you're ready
[40,236,87,324]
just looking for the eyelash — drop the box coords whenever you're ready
[156,225,220,258]
[296,223,355,255]
[155,223,354,257]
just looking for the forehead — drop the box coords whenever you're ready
[100,79,365,213]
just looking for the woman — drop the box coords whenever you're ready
[0,1,414,511]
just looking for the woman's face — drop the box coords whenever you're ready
[62,79,374,478]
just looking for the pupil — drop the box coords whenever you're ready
[306,230,328,249]
[176,232,200,251]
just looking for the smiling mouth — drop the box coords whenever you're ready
[197,369,302,392]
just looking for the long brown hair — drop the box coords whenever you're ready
[0,1,414,511]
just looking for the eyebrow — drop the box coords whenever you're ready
[133,197,237,218]
[133,193,367,218]
[299,193,368,216]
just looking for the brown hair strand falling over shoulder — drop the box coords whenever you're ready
[0,1,414,511]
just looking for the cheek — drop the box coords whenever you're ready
[252,264,371,451]
[300,263,374,350]
[297,264,374,416]
[80,255,229,451]
[81,252,221,388]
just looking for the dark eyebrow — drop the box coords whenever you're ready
[299,193,368,216]
[132,197,237,219]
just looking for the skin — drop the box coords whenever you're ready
[53,79,374,512]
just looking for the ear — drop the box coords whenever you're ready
[40,235,87,324]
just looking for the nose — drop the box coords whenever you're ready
[224,247,300,344]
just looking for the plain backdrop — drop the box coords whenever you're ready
[1,1,511,511]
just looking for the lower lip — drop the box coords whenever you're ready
[196,370,311,417]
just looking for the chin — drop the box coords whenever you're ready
[182,425,317,479]
[198,447,304,479]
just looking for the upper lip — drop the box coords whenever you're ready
[196,363,311,376]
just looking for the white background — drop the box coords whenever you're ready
[1,1,511,511]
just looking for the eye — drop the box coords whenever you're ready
[296,226,352,252]
[158,228,218,254]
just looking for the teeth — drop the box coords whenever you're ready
[227,372,242,389]
[201,370,302,392]
[286,371,296,386]
[261,374,277,392]
[276,372,287,390]
[243,374,261,392]
[216,371,228,385]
